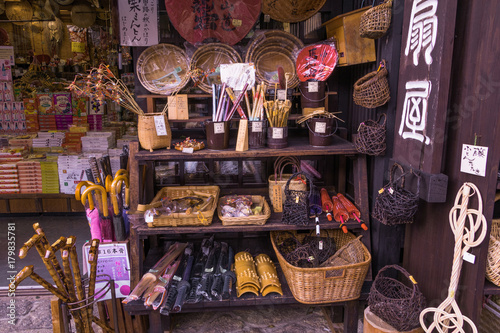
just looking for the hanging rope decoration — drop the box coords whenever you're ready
[420,183,487,333]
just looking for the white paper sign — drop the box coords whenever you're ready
[182,147,194,154]
[251,121,262,132]
[272,127,283,139]
[214,122,225,134]
[277,89,287,101]
[220,63,255,91]
[154,115,168,136]
[315,122,327,134]
[308,81,319,93]
[118,0,159,46]
[463,251,475,264]
[460,144,488,177]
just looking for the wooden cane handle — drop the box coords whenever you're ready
[51,237,67,253]
[14,265,34,287]
[19,234,41,259]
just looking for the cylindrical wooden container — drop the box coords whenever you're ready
[267,126,288,149]
[137,113,171,152]
[248,120,267,148]
[205,121,230,150]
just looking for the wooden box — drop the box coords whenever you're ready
[323,7,376,66]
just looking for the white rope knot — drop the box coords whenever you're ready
[420,183,487,333]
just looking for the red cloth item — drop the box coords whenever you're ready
[164,0,261,45]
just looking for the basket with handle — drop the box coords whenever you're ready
[137,112,172,152]
[268,156,306,213]
[355,113,387,156]
[281,171,312,226]
[353,60,390,108]
[368,264,426,332]
[372,163,420,226]
[359,0,393,39]
[271,229,371,304]
[485,193,500,286]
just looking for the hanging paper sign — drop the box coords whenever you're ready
[164,0,261,45]
[296,43,338,82]
[118,0,159,46]
[460,144,488,177]
[154,116,168,136]
[220,63,255,91]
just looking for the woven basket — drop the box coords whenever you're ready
[353,60,390,108]
[372,163,420,226]
[218,195,271,226]
[137,113,172,152]
[271,229,371,304]
[359,0,393,39]
[190,43,242,93]
[268,156,306,212]
[145,185,220,227]
[485,193,500,286]
[368,265,426,332]
[355,113,387,156]
[136,44,190,95]
[262,0,326,23]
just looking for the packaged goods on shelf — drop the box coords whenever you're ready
[0,137,8,148]
[87,114,103,130]
[57,155,89,194]
[37,93,55,115]
[53,92,72,115]
[0,146,28,163]
[117,135,137,149]
[81,131,115,153]
[8,134,35,150]
[0,162,19,193]
[40,160,59,193]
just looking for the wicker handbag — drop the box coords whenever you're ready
[372,163,420,226]
[486,193,500,286]
[359,0,393,39]
[282,171,311,226]
[355,113,386,156]
[353,60,390,109]
[269,156,306,213]
[368,265,426,332]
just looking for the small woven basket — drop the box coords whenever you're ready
[353,60,390,108]
[281,171,311,226]
[372,163,420,226]
[271,229,371,304]
[368,265,426,332]
[138,113,172,152]
[355,113,387,156]
[218,195,271,226]
[359,0,393,39]
[268,156,306,212]
[485,193,500,286]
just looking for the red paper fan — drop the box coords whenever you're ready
[164,0,261,46]
[296,43,338,82]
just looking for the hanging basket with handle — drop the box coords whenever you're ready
[485,193,500,286]
[359,0,393,39]
[368,264,426,332]
[353,60,390,108]
[355,113,387,156]
[281,171,311,226]
[268,156,306,213]
[372,163,420,226]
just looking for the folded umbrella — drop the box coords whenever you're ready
[82,185,114,242]
[110,175,129,241]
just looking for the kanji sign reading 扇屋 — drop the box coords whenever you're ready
[393,0,457,174]
[119,0,159,47]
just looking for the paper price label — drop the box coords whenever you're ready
[319,240,323,250]
[277,89,286,100]
[251,121,262,132]
[214,122,225,134]
[315,122,327,134]
[232,19,242,27]
[308,81,319,93]
[182,147,194,154]
[71,42,86,53]
[463,251,476,264]
[154,116,168,136]
[272,127,283,139]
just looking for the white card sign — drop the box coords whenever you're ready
[460,144,488,177]
[277,89,287,101]
[154,116,168,136]
[118,0,159,46]
[315,122,327,134]
[308,81,319,93]
[251,121,262,132]
[272,127,283,139]
[214,122,225,134]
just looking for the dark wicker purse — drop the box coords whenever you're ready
[372,163,420,226]
[355,113,386,156]
[368,265,426,331]
[281,171,311,226]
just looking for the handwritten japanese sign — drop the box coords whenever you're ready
[118,0,159,46]
[460,144,488,177]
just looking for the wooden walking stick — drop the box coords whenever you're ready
[15,265,69,301]
[87,239,100,328]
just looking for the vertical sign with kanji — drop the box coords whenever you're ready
[393,0,458,174]
[118,0,159,46]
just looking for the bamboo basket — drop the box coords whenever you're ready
[138,113,172,152]
[271,229,371,304]
[262,0,326,23]
[485,193,500,286]
[359,0,393,39]
[353,60,390,108]
[146,185,220,227]
[218,195,271,226]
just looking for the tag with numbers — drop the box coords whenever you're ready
[251,121,262,132]
[214,122,225,134]
[154,116,168,136]
[315,122,327,133]
[308,81,319,93]
[272,127,283,139]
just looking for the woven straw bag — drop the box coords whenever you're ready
[486,193,500,286]
[355,113,386,156]
[368,265,426,332]
[268,156,306,212]
[353,60,390,108]
[138,113,171,152]
[359,0,393,39]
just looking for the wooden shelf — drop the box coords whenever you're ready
[134,136,357,161]
[484,280,500,295]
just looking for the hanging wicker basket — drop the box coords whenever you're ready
[359,0,393,39]
[137,113,172,152]
[355,113,387,156]
[486,193,500,286]
[353,60,390,108]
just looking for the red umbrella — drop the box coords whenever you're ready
[164,0,261,45]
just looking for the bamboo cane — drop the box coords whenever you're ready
[87,239,100,328]
[15,265,69,301]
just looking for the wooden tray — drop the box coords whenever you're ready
[147,185,220,227]
[218,195,271,226]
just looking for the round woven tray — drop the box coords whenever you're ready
[245,31,304,88]
[136,44,190,95]
[190,43,242,93]
[6,0,32,25]
[262,0,326,23]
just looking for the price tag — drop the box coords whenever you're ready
[319,241,323,250]
[214,122,225,134]
[182,147,194,154]
[272,127,283,139]
[463,251,475,264]
[277,89,286,100]
[308,81,319,93]
[71,42,86,53]
[154,116,168,136]
[232,19,242,27]
[316,224,320,236]
[388,187,394,195]
[315,122,327,134]
[251,121,262,132]
[295,195,299,203]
